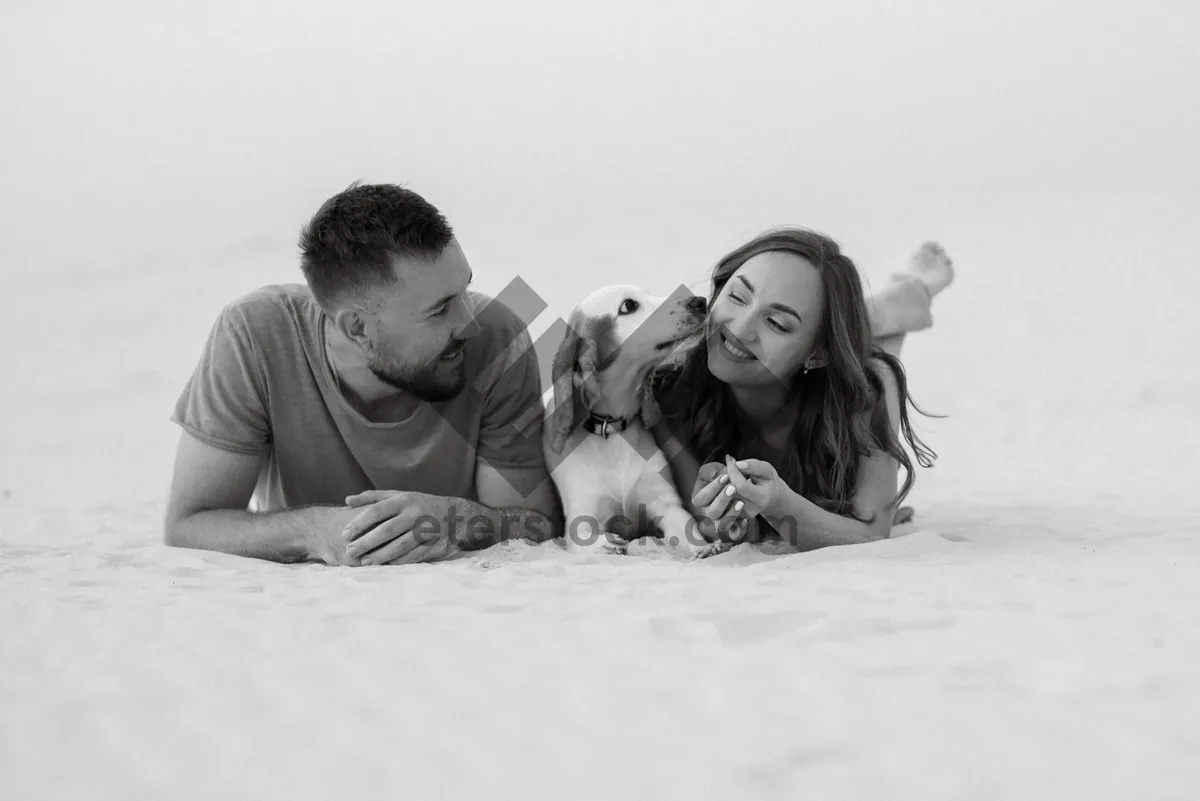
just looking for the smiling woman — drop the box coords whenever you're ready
[706,258,820,384]
[648,227,949,549]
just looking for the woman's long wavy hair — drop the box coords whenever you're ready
[652,227,938,522]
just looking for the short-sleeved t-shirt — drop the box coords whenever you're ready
[171,283,546,512]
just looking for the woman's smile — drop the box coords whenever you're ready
[716,329,758,362]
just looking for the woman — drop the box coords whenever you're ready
[647,227,953,550]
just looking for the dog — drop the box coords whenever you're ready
[543,284,729,559]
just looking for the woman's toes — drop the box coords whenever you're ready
[906,241,955,297]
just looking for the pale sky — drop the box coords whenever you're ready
[3,0,1197,281]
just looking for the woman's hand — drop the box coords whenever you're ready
[689,461,726,504]
[690,461,749,543]
[721,455,785,521]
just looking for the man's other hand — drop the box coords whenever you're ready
[341,490,460,565]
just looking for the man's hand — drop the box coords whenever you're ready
[341,490,460,565]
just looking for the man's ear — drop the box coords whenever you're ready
[331,306,373,349]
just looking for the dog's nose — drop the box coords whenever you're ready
[686,296,707,313]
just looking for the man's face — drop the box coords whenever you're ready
[364,241,479,402]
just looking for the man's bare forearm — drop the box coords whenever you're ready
[164,505,357,564]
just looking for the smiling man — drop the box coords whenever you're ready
[164,182,561,565]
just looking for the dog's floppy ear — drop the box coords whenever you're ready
[546,310,602,454]
[546,322,580,455]
[639,371,662,428]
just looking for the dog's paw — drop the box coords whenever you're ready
[690,540,731,560]
[665,535,730,560]
[571,532,628,557]
[598,532,629,555]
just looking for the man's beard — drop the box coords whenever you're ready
[369,343,468,403]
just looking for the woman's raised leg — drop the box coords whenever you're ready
[863,242,954,525]
[866,242,955,358]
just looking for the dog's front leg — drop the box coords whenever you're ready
[633,471,730,560]
[561,495,628,556]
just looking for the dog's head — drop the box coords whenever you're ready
[546,284,707,454]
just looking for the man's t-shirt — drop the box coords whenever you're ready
[171,284,546,512]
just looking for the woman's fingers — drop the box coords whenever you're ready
[703,483,737,521]
[717,499,747,541]
[691,473,729,507]
[725,459,770,509]
[725,462,754,493]
[695,457,772,541]
[731,458,774,479]
[725,455,754,485]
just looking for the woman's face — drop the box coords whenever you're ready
[705,250,826,387]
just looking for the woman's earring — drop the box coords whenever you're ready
[803,365,810,375]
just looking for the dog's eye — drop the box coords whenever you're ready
[618,299,640,315]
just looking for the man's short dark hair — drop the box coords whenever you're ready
[298,182,454,308]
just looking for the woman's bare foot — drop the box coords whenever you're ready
[901,241,955,297]
[873,274,933,335]
[869,242,954,337]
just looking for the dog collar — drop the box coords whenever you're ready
[582,413,632,438]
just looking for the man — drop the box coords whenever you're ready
[164,182,562,565]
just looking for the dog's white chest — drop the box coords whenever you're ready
[548,424,667,492]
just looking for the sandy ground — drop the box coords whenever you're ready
[2,507,1198,801]
[3,192,1199,799]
